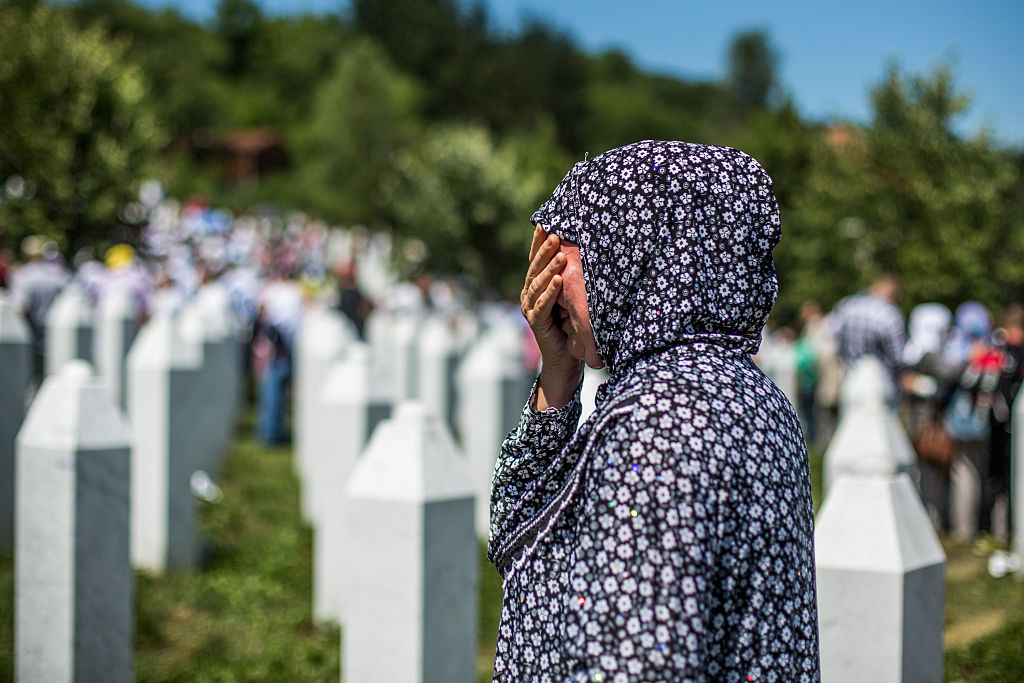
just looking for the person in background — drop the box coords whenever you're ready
[987,303,1024,542]
[832,274,905,401]
[100,244,154,322]
[793,301,823,444]
[72,247,105,305]
[901,303,956,531]
[0,243,11,289]
[8,236,70,385]
[253,263,303,444]
[804,301,842,450]
[943,302,1003,544]
[333,260,372,340]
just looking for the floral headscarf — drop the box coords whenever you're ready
[531,140,780,372]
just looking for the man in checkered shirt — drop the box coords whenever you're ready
[832,274,906,396]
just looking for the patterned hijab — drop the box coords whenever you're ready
[531,140,780,373]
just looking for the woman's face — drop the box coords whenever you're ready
[555,240,604,369]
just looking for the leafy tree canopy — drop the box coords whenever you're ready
[779,63,1023,318]
[0,2,163,254]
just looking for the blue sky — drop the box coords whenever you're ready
[133,0,1024,147]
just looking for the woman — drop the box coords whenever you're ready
[489,141,819,682]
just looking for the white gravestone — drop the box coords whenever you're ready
[578,365,610,429]
[95,285,140,413]
[178,305,225,475]
[185,288,241,475]
[312,343,391,623]
[0,295,31,548]
[815,357,945,683]
[416,314,462,437]
[368,310,420,403]
[294,307,352,521]
[456,329,533,537]
[127,313,205,572]
[44,283,93,377]
[16,360,132,683]
[340,401,477,683]
[823,356,916,498]
[195,283,241,437]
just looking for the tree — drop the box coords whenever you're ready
[779,63,1022,318]
[384,123,559,296]
[727,30,780,112]
[296,38,421,226]
[215,0,265,79]
[0,4,163,254]
[69,0,232,139]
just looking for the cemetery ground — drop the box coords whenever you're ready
[0,429,1022,681]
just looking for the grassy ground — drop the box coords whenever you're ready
[0,441,1021,681]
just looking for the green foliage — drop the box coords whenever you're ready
[0,3,163,253]
[726,30,780,112]
[581,50,726,154]
[780,63,1023,318]
[214,0,265,78]
[297,37,421,226]
[351,0,588,151]
[133,432,341,681]
[384,122,558,296]
[70,0,234,137]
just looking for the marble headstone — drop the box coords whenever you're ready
[340,402,477,683]
[16,360,132,683]
[44,283,93,377]
[0,295,31,548]
[312,343,391,623]
[127,313,205,572]
[95,285,140,413]
[456,329,533,537]
[823,356,916,497]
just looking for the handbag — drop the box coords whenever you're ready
[912,414,955,468]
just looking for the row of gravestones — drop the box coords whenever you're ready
[12,288,1013,682]
[293,307,532,626]
[293,306,967,683]
[2,288,601,683]
[816,356,1024,682]
[0,283,242,682]
[293,305,613,681]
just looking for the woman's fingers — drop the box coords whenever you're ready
[522,251,565,318]
[525,231,560,287]
[528,223,548,263]
[533,273,562,322]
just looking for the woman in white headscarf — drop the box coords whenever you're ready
[901,303,955,530]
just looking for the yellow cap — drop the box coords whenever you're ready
[105,244,135,269]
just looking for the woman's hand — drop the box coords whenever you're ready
[521,224,583,409]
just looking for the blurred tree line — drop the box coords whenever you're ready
[0,0,1021,316]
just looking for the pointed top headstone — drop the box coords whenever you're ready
[347,400,473,504]
[193,285,233,341]
[98,285,139,321]
[18,360,130,452]
[129,312,202,370]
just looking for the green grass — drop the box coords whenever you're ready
[132,435,340,682]
[0,441,1022,681]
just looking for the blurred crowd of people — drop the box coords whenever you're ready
[0,185,488,448]
[5,188,1020,550]
[757,275,1024,548]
